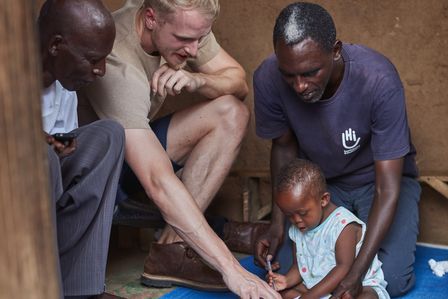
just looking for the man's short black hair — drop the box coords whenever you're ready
[273,2,336,52]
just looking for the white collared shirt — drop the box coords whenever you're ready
[41,80,78,134]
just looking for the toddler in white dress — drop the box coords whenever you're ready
[267,159,389,299]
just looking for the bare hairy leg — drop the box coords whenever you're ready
[157,95,249,244]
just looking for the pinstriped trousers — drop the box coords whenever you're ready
[48,120,125,297]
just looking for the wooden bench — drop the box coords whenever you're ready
[229,169,271,222]
[418,176,448,199]
[116,172,448,249]
[229,170,448,223]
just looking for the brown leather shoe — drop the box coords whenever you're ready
[222,221,270,254]
[91,292,126,299]
[141,242,228,292]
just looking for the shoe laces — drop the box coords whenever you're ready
[184,246,200,259]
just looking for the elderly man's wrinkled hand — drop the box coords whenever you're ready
[46,133,77,157]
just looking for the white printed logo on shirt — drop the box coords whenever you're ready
[342,128,361,155]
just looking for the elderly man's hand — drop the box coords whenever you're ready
[45,133,77,157]
[151,63,204,98]
[223,262,281,299]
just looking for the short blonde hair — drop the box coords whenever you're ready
[143,0,220,21]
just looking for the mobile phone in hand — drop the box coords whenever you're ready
[52,132,77,143]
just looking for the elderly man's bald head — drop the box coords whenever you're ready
[38,0,116,91]
[38,0,114,44]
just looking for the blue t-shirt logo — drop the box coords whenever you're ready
[342,128,361,155]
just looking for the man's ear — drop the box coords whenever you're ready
[48,34,63,56]
[144,7,157,30]
[321,192,331,207]
[332,40,342,61]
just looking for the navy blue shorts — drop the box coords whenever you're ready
[117,114,183,203]
[150,114,183,172]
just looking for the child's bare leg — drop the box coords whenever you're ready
[280,283,308,299]
[280,288,301,299]
[356,287,379,299]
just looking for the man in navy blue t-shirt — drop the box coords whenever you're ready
[253,2,420,297]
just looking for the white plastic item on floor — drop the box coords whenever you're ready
[428,259,448,277]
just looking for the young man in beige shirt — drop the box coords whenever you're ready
[78,0,279,298]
